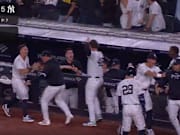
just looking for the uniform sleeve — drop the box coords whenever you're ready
[116,82,122,96]
[135,80,144,95]
[14,60,25,70]
[137,64,148,75]
[154,66,161,73]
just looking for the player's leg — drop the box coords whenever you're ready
[83,78,97,126]
[54,85,73,125]
[167,100,180,135]
[69,88,78,109]
[12,79,34,122]
[105,88,114,113]
[133,106,146,135]
[95,78,103,122]
[39,86,60,125]
[121,106,132,135]
[111,89,119,114]
[62,89,70,107]
[144,91,155,135]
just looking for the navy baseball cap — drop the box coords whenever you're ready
[111,58,120,66]
[40,50,52,57]
[126,67,136,77]
[147,53,157,60]
[174,58,180,65]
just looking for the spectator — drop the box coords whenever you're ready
[16,0,34,18]
[39,0,59,20]
[78,0,102,25]
[176,0,180,21]
[120,0,128,29]
[144,0,166,32]
[122,0,147,30]
[60,48,82,109]
[59,0,79,23]
[101,0,117,27]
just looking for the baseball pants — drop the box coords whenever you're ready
[167,99,180,135]
[62,88,78,109]
[40,85,73,122]
[122,105,146,132]
[85,77,103,122]
[12,78,29,100]
[105,88,119,114]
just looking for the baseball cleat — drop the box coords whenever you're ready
[146,129,155,135]
[22,115,34,123]
[96,115,103,123]
[2,104,11,117]
[82,121,97,127]
[65,115,74,125]
[38,120,51,126]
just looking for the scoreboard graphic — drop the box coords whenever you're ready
[0,2,18,43]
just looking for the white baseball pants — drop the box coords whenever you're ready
[122,105,146,132]
[85,78,103,122]
[167,99,180,135]
[62,88,78,109]
[40,85,73,122]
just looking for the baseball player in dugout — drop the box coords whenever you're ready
[2,44,39,122]
[135,53,164,135]
[116,66,146,135]
[60,48,82,109]
[156,58,180,135]
[38,50,73,126]
[168,46,180,70]
[104,58,125,114]
[82,38,104,127]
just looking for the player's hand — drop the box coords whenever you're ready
[25,80,31,86]
[31,62,41,71]
[71,66,78,73]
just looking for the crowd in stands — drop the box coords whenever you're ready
[3,0,180,32]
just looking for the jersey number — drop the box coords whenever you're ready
[122,85,133,95]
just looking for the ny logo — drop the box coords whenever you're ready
[7,5,15,14]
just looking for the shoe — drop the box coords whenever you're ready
[65,115,74,125]
[2,104,11,117]
[82,121,97,127]
[96,115,103,123]
[146,129,155,135]
[22,115,34,123]
[38,120,51,126]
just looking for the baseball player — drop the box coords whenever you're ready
[135,53,163,135]
[104,58,125,114]
[168,46,180,70]
[82,39,104,127]
[60,48,82,109]
[156,58,180,135]
[2,44,38,122]
[38,51,73,126]
[116,67,146,135]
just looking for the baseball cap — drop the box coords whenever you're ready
[126,67,136,77]
[40,50,52,57]
[111,58,120,66]
[147,53,157,60]
[174,58,180,65]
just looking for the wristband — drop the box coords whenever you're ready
[156,73,162,78]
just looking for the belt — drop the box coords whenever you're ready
[90,76,101,78]
[123,104,140,105]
